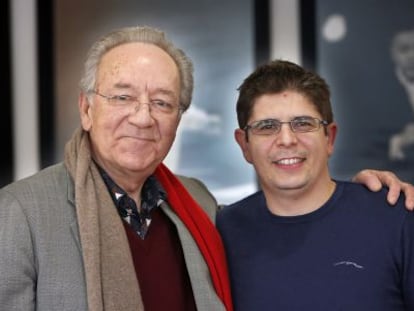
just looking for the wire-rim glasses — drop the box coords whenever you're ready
[90,90,180,115]
[244,116,329,136]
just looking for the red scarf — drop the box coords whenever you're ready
[154,163,233,311]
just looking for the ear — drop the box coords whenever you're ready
[79,92,93,131]
[326,122,337,157]
[234,128,253,164]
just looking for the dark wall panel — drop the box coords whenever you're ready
[37,0,55,168]
[0,0,14,187]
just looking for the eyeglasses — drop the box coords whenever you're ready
[244,117,328,136]
[91,90,180,115]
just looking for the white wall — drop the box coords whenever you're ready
[10,0,40,180]
[270,0,301,64]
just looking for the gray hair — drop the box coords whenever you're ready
[79,26,194,111]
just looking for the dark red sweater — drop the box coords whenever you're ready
[123,207,197,311]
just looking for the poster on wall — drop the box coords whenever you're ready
[315,0,414,182]
[53,0,257,204]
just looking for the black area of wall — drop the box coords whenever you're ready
[252,0,270,189]
[0,0,14,187]
[37,0,56,168]
[300,0,317,70]
[254,0,271,66]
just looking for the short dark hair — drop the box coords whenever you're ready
[236,59,333,129]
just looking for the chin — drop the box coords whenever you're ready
[274,178,308,191]
[118,156,155,171]
[276,184,305,191]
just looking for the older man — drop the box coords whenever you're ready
[0,26,231,311]
[0,27,413,311]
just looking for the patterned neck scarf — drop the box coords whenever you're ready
[98,166,166,239]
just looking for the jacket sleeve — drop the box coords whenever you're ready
[0,189,36,311]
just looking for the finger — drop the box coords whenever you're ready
[352,169,382,191]
[402,183,414,211]
[386,181,400,206]
[362,170,400,205]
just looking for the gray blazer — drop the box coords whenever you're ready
[0,163,225,311]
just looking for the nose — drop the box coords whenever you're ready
[128,101,155,127]
[274,123,297,146]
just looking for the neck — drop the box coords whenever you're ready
[93,160,149,206]
[263,178,336,217]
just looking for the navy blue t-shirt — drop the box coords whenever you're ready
[217,181,414,310]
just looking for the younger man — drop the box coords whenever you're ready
[217,60,414,310]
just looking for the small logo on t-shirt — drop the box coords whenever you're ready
[333,261,364,269]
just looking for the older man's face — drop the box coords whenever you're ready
[79,42,181,186]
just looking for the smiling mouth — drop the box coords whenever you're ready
[275,157,304,165]
[123,135,155,142]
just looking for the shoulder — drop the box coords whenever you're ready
[217,190,264,223]
[177,175,218,222]
[0,163,72,216]
[1,163,69,194]
[338,180,407,207]
[335,180,409,222]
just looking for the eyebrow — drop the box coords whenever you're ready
[152,88,178,99]
[256,115,316,122]
[112,83,134,90]
[110,83,178,101]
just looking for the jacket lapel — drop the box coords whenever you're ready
[160,203,226,311]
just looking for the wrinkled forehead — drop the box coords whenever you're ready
[97,42,180,92]
[102,43,176,70]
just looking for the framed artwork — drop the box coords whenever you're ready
[308,0,414,182]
